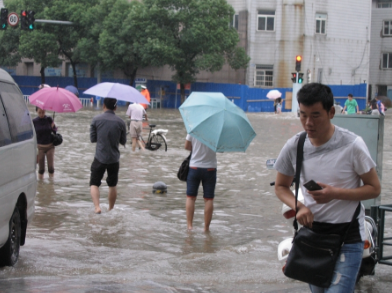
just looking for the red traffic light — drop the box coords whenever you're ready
[21,10,27,17]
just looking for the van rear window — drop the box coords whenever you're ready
[0,82,34,143]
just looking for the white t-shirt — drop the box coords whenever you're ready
[186,134,217,168]
[126,103,145,120]
[275,126,376,241]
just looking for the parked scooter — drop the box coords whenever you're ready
[267,159,378,282]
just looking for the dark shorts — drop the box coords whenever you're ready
[89,158,119,187]
[186,167,217,199]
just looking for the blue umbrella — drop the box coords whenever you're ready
[65,85,79,97]
[179,92,256,152]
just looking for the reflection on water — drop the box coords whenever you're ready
[0,107,391,292]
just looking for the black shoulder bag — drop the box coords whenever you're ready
[283,131,360,288]
[177,152,191,182]
[48,117,63,146]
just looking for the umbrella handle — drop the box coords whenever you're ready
[53,112,55,121]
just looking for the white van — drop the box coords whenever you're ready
[0,68,37,266]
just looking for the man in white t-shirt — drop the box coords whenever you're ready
[274,83,380,293]
[185,134,217,232]
[126,103,147,151]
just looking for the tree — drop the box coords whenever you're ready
[19,30,61,84]
[132,0,250,102]
[39,0,100,87]
[98,0,150,86]
[72,0,116,76]
[0,0,23,68]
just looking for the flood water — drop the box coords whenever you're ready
[1,106,392,292]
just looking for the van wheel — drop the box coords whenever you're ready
[0,208,21,266]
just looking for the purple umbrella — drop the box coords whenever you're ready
[83,82,150,104]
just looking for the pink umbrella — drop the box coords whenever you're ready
[28,87,83,119]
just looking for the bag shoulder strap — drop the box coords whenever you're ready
[293,132,307,231]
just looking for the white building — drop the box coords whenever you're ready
[1,0,380,93]
[228,0,371,88]
[369,0,392,99]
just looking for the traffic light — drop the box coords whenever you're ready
[0,8,8,30]
[298,73,304,84]
[27,10,35,30]
[291,72,297,83]
[295,55,302,72]
[20,10,28,30]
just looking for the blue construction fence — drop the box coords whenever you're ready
[13,76,367,112]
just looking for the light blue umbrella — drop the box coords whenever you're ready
[179,92,256,152]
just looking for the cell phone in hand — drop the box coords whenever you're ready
[303,180,322,191]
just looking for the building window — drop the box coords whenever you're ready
[316,13,327,34]
[384,20,392,36]
[382,53,392,69]
[232,14,238,30]
[258,10,275,31]
[378,1,392,8]
[254,65,273,87]
[45,64,62,77]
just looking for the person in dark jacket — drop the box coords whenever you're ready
[32,107,57,179]
[89,98,127,214]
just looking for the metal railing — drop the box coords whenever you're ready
[24,95,30,104]
[371,204,392,266]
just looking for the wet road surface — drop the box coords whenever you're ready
[1,106,392,292]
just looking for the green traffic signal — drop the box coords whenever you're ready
[298,73,304,84]
[0,8,8,30]
[27,10,35,30]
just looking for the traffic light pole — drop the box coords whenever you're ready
[296,71,299,83]
[35,20,73,25]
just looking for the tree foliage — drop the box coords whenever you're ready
[98,0,147,86]
[132,0,250,101]
[1,0,249,98]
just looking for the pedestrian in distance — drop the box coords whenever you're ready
[89,98,127,214]
[375,96,385,116]
[276,98,282,114]
[32,107,57,179]
[342,93,359,114]
[126,102,148,151]
[370,99,379,116]
[140,85,151,110]
[185,134,217,232]
[274,83,381,293]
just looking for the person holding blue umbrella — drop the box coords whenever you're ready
[184,134,217,232]
[179,92,256,231]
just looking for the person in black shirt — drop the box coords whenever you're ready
[89,98,127,214]
[32,107,57,179]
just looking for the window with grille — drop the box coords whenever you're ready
[254,65,273,87]
[316,13,327,34]
[258,10,275,31]
[382,53,392,69]
[378,1,392,8]
[232,14,238,30]
[384,20,392,36]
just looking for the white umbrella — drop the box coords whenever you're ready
[266,89,282,100]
